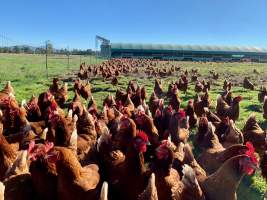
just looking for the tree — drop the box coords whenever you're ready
[3,47,9,53]
[46,41,53,54]
[13,46,21,53]
[22,46,32,53]
[35,47,45,54]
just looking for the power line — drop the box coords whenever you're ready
[0,33,44,47]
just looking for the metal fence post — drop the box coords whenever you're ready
[45,40,48,79]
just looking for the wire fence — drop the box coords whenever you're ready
[0,34,104,80]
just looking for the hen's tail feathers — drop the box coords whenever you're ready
[99,181,108,200]
[137,173,158,200]
[0,181,4,200]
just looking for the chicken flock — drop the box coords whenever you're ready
[0,58,266,200]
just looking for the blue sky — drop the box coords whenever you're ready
[1,0,267,49]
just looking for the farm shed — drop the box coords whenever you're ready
[101,42,267,62]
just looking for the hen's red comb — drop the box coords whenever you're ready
[235,95,243,102]
[137,130,149,143]
[44,142,54,153]
[167,105,173,112]
[28,141,55,161]
[222,117,230,124]
[28,140,35,154]
[50,100,58,110]
[177,109,186,118]
[156,140,170,160]
[155,108,162,117]
[245,142,259,165]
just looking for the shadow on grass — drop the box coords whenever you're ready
[61,77,76,82]
[181,95,194,102]
[245,104,262,113]
[259,121,267,129]
[237,175,263,200]
[92,87,116,93]
[10,79,20,83]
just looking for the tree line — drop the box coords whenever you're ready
[0,43,95,55]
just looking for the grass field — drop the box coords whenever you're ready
[0,53,267,199]
[0,53,102,101]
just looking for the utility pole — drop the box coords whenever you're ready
[45,40,49,79]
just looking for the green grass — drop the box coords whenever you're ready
[0,54,267,199]
[0,53,102,101]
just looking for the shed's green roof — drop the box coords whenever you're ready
[111,43,267,53]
